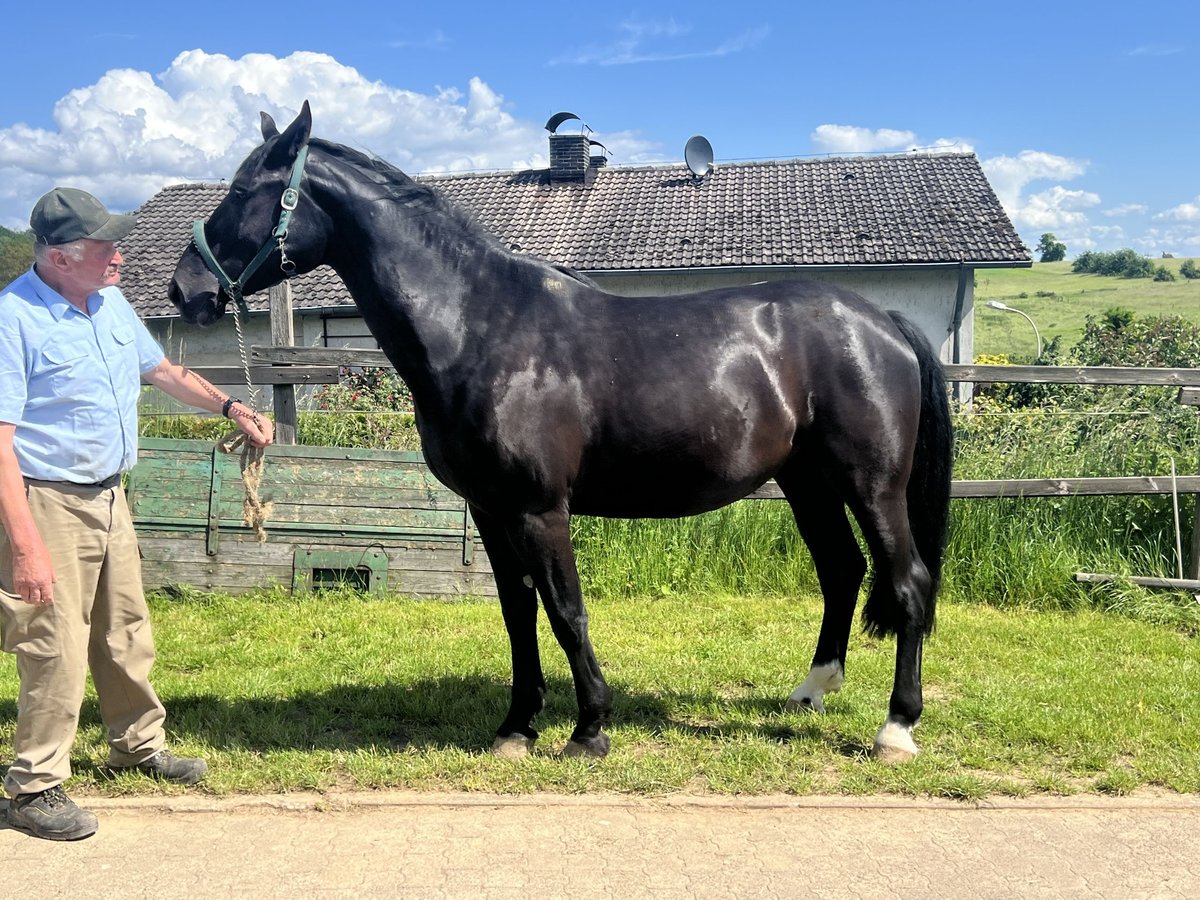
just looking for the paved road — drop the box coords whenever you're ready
[3,791,1198,898]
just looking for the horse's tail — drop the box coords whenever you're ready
[887,310,953,634]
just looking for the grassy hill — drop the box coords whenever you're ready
[973,258,1200,360]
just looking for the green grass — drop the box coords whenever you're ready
[975,259,1200,360]
[3,589,1197,800]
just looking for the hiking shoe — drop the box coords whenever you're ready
[6,786,98,841]
[114,750,207,785]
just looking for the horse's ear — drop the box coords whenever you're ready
[266,101,313,166]
[260,111,280,141]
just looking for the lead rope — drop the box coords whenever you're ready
[217,295,272,542]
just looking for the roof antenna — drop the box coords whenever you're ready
[684,135,714,179]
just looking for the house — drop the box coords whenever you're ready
[117,128,1030,387]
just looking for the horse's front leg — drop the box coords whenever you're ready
[509,506,613,758]
[470,505,546,759]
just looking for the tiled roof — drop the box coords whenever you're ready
[120,153,1029,318]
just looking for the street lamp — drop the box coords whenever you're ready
[985,300,1043,358]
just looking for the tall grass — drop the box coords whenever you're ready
[572,503,819,600]
[141,407,423,451]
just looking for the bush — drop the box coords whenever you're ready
[1180,259,1199,280]
[1153,265,1176,282]
[1102,307,1135,330]
[1072,248,1155,278]
[312,366,412,412]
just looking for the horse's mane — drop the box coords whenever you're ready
[311,137,505,250]
[310,137,599,289]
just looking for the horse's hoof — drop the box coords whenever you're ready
[872,742,918,764]
[786,663,842,714]
[561,732,610,759]
[784,694,824,713]
[872,720,920,764]
[492,734,536,759]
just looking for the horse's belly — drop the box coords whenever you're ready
[569,457,773,519]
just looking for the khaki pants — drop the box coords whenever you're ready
[0,480,165,796]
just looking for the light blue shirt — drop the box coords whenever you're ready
[0,267,165,483]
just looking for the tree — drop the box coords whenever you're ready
[0,225,34,286]
[1180,259,1199,280]
[1035,232,1066,263]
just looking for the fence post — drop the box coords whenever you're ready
[269,282,298,444]
[1179,387,1200,580]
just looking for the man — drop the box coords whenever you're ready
[0,187,273,841]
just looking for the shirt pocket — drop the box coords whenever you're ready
[109,326,140,370]
[107,327,144,400]
[39,340,93,393]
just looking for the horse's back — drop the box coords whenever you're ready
[555,279,924,517]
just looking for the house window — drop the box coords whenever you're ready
[321,314,379,350]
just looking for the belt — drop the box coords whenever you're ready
[29,474,122,490]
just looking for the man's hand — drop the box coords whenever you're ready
[12,540,55,605]
[229,402,275,448]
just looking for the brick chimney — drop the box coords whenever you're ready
[549,133,591,180]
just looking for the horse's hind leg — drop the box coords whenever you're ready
[851,489,933,762]
[774,467,867,714]
[470,504,547,759]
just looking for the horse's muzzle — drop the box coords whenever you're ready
[167,278,225,326]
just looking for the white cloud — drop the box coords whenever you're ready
[1154,195,1200,221]
[1134,226,1200,254]
[551,18,768,66]
[1125,44,1184,57]
[912,137,976,155]
[1017,186,1102,230]
[810,124,972,156]
[1103,203,1149,217]
[1057,224,1126,254]
[979,151,1088,216]
[810,125,916,154]
[0,50,560,228]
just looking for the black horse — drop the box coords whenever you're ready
[169,103,953,762]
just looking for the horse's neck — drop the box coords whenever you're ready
[313,162,518,401]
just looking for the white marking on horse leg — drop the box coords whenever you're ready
[785,661,845,713]
[872,717,920,763]
[492,734,535,759]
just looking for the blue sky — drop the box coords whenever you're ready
[1,0,1197,257]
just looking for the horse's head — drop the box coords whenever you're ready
[169,101,327,325]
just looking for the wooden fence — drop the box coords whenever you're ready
[182,284,1200,584]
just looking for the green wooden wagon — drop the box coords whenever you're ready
[127,438,495,597]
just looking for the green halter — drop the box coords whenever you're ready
[192,144,310,312]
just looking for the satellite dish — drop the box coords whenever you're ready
[545,112,582,134]
[684,135,714,177]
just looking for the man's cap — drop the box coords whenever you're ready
[30,187,136,245]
